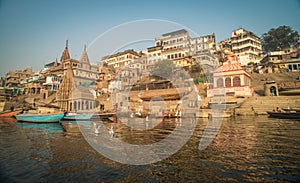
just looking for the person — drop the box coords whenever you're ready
[274,107,281,112]
[10,105,14,111]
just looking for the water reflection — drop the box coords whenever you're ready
[0,116,299,182]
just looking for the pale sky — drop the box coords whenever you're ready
[0,0,299,76]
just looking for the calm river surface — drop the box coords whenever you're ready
[0,116,299,182]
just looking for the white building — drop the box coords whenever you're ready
[155,29,190,61]
[43,75,62,91]
[231,28,262,65]
[102,49,140,69]
[154,29,217,67]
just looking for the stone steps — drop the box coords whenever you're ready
[236,96,300,115]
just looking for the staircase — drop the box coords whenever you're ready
[235,96,300,115]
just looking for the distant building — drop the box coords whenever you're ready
[218,28,263,66]
[102,49,140,69]
[155,29,190,62]
[207,53,253,97]
[74,45,99,85]
[97,66,115,90]
[56,59,96,112]
[5,68,33,88]
[43,74,62,91]
[143,46,163,70]
[261,44,300,72]
[155,29,217,68]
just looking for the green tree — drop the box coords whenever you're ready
[262,25,299,52]
[150,60,175,79]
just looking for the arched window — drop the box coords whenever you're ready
[90,101,93,109]
[217,78,223,88]
[233,76,241,87]
[82,101,84,110]
[225,77,231,87]
[78,101,81,110]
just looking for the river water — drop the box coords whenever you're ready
[0,116,299,182]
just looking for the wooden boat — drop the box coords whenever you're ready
[92,112,116,119]
[267,111,300,119]
[0,110,20,118]
[15,112,65,123]
[282,108,300,113]
[63,112,94,120]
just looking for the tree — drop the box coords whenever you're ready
[262,25,299,52]
[150,60,175,79]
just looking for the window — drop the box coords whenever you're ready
[225,77,231,87]
[217,78,223,88]
[233,76,241,86]
[293,64,297,70]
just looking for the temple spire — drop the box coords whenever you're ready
[60,40,71,63]
[79,44,90,64]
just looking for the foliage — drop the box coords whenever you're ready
[190,62,203,73]
[192,73,208,84]
[150,60,175,79]
[193,77,204,84]
[262,25,299,52]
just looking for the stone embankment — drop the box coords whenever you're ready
[235,96,300,115]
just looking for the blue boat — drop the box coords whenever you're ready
[63,113,94,120]
[15,113,65,123]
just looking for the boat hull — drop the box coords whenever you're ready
[63,113,94,120]
[267,111,300,119]
[0,110,19,118]
[15,113,65,123]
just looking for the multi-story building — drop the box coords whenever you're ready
[155,29,190,61]
[261,44,300,72]
[190,33,216,54]
[5,68,33,88]
[102,49,140,69]
[155,29,217,68]
[43,75,62,91]
[143,46,163,70]
[231,28,262,65]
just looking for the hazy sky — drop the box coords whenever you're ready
[0,0,299,76]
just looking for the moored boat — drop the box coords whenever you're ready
[63,112,94,120]
[0,110,20,118]
[282,107,300,113]
[15,112,65,123]
[267,111,300,119]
